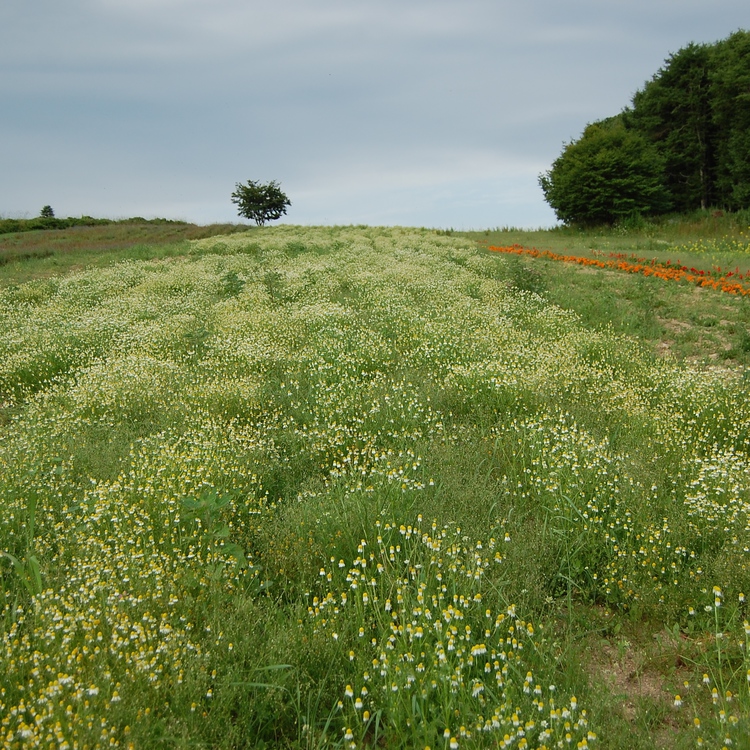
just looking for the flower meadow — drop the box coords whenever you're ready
[672,232,750,257]
[487,244,750,297]
[1,226,749,748]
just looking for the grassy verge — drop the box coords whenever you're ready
[459,213,750,367]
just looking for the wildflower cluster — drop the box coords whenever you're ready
[680,588,750,747]
[488,244,750,296]
[673,232,750,256]
[489,377,750,611]
[308,518,592,749]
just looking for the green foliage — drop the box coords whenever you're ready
[231,179,291,226]
[543,29,750,224]
[539,117,671,226]
[180,490,249,571]
[1,215,111,236]
[711,30,750,210]
[626,42,715,212]
[0,493,42,597]
[39,205,55,218]
[0,215,241,239]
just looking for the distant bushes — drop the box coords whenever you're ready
[0,216,191,236]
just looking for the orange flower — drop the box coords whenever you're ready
[486,246,750,297]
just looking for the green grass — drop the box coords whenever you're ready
[459,211,750,368]
[1,222,749,748]
[0,219,257,286]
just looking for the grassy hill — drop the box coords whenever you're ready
[1,223,749,748]
[0,219,255,284]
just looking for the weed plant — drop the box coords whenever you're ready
[0,226,749,747]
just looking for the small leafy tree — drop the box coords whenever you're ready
[539,116,670,226]
[40,205,55,218]
[231,180,290,226]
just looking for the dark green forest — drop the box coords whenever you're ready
[540,30,750,225]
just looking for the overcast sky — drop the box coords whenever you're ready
[1,1,747,229]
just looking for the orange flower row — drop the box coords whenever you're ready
[486,245,750,297]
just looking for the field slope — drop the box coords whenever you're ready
[1,225,749,749]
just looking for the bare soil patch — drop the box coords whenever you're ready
[585,629,694,748]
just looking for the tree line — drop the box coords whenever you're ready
[540,29,750,226]
[0,214,201,237]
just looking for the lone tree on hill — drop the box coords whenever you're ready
[231,179,290,226]
[40,205,55,218]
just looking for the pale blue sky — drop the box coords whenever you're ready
[1,1,747,228]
